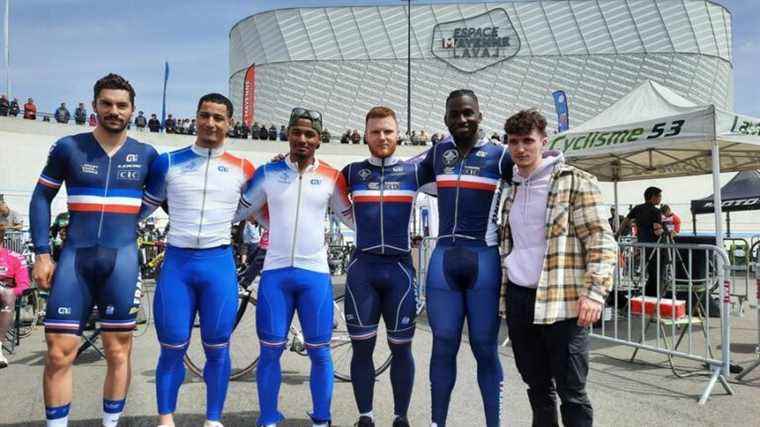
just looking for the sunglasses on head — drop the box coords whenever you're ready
[289,108,323,130]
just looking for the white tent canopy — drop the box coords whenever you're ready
[550,80,760,250]
[549,80,760,182]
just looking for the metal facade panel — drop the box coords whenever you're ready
[228,1,734,137]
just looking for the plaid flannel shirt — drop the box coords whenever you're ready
[499,161,617,324]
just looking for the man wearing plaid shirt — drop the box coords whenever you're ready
[500,110,616,427]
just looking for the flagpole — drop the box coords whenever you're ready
[4,0,10,99]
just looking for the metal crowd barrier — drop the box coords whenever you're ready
[2,229,29,254]
[594,240,734,404]
[724,237,751,311]
[413,236,437,313]
[736,257,760,380]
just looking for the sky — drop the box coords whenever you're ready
[2,0,758,119]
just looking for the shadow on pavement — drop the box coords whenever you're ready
[0,411,313,426]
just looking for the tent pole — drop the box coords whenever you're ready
[711,130,724,249]
[613,180,620,232]
[726,211,731,237]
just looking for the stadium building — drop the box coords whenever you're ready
[228,0,733,136]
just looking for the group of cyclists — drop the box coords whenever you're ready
[17,72,611,427]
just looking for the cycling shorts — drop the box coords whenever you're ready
[44,243,139,335]
[344,252,416,343]
[256,267,333,348]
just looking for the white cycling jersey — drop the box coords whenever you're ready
[235,156,354,273]
[142,144,254,248]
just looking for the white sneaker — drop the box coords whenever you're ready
[0,351,8,369]
[203,421,223,427]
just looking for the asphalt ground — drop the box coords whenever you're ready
[0,276,758,426]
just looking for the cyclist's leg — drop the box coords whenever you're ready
[344,254,382,416]
[294,268,334,425]
[255,268,296,426]
[426,246,466,427]
[196,246,238,422]
[154,246,196,422]
[43,245,94,425]
[94,244,140,426]
[463,246,503,427]
[380,258,416,419]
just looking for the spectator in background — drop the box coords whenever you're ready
[148,113,161,132]
[0,195,24,231]
[410,130,420,145]
[320,127,331,143]
[74,102,87,125]
[164,114,176,134]
[88,113,97,127]
[430,133,440,146]
[351,129,361,144]
[9,98,19,117]
[251,122,260,140]
[490,132,501,144]
[54,102,71,124]
[240,121,249,139]
[134,111,147,131]
[0,95,8,116]
[188,119,197,135]
[619,187,664,297]
[268,124,277,140]
[607,207,628,237]
[661,204,681,235]
[419,129,430,146]
[340,129,350,144]
[278,125,287,141]
[23,98,37,120]
[258,123,268,140]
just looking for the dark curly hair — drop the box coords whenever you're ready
[93,73,136,106]
[504,109,547,137]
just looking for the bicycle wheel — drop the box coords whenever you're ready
[132,282,150,338]
[17,289,40,338]
[330,294,393,382]
[183,284,260,380]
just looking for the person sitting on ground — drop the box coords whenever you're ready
[251,122,260,140]
[341,129,351,144]
[259,123,269,140]
[279,125,287,141]
[74,103,87,125]
[148,113,161,132]
[134,111,147,131]
[268,124,278,141]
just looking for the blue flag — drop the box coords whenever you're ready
[161,61,169,130]
[552,90,569,132]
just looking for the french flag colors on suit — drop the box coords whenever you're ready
[351,189,416,204]
[436,174,499,191]
[67,187,143,214]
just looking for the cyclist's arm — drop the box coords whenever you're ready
[140,152,170,220]
[234,166,268,223]
[499,146,515,183]
[329,170,354,230]
[29,140,67,254]
[416,146,437,195]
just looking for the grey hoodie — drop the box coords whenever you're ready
[506,150,564,288]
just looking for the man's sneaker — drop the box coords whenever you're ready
[354,416,374,427]
[392,416,410,427]
[0,351,8,369]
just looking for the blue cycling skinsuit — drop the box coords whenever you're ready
[341,155,420,420]
[30,133,157,335]
[141,144,254,422]
[236,157,354,426]
[417,137,513,427]
[29,132,157,426]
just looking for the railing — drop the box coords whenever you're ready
[595,241,734,404]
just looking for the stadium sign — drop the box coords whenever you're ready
[431,8,521,73]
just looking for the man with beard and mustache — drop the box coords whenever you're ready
[416,89,513,427]
[29,73,158,427]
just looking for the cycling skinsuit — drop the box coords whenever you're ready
[417,137,513,427]
[236,157,353,426]
[29,133,157,335]
[142,144,254,421]
[341,155,420,417]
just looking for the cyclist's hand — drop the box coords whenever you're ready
[577,296,602,327]
[33,254,55,290]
